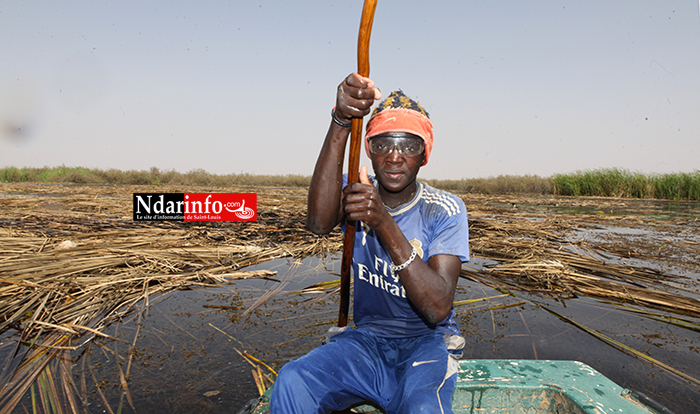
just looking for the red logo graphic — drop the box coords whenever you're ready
[183,193,257,221]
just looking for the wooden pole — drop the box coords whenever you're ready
[338,0,378,328]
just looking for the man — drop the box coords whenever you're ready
[270,73,470,413]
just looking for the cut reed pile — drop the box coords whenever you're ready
[462,194,700,318]
[1,184,698,413]
[0,184,340,413]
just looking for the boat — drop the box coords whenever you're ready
[239,359,673,413]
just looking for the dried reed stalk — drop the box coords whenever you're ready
[1,184,697,413]
[0,184,336,413]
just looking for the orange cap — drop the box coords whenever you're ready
[365,108,434,166]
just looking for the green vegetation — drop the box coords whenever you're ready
[423,174,552,195]
[0,166,310,188]
[2,166,699,200]
[553,168,700,200]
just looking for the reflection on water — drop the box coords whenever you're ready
[4,191,700,413]
[72,257,343,413]
[513,195,700,220]
[4,184,700,414]
[6,252,692,414]
[568,223,700,285]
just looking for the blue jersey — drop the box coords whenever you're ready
[342,175,470,338]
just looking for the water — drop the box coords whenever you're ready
[6,252,693,413]
[70,257,342,413]
[3,193,699,413]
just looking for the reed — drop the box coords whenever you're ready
[424,174,552,195]
[0,177,698,412]
[0,165,313,188]
[553,168,700,200]
[0,183,338,414]
[3,166,699,200]
[0,166,555,196]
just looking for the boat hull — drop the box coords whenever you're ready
[242,359,666,414]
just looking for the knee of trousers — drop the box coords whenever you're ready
[270,361,316,413]
[273,360,308,394]
[271,359,363,413]
[272,358,342,394]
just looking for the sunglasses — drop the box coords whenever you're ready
[368,136,425,157]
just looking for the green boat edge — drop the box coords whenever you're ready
[240,359,672,414]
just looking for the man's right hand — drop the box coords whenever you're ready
[335,73,382,124]
[342,165,391,231]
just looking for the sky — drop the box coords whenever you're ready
[1,0,699,180]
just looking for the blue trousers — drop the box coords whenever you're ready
[270,329,458,414]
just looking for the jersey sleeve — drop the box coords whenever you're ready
[428,194,470,263]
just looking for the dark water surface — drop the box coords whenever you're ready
[4,194,699,413]
[18,251,694,414]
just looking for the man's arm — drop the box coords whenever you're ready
[372,214,461,324]
[307,74,381,235]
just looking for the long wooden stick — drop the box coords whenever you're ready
[338,0,378,328]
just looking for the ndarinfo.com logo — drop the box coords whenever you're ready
[132,193,257,221]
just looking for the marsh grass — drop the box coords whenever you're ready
[553,168,700,200]
[0,184,336,414]
[4,166,700,200]
[0,166,311,188]
[1,183,699,412]
[423,174,553,195]
[0,167,554,195]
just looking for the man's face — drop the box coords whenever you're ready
[368,133,425,194]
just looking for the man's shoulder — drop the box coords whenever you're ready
[419,181,462,201]
[417,182,465,218]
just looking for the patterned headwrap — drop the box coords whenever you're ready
[365,90,434,166]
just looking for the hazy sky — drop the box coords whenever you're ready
[1,1,698,180]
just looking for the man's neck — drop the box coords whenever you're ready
[379,181,418,209]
